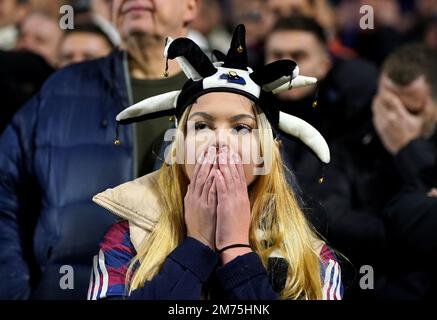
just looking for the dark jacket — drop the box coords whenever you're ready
[0,50,137,299]
[317,122,437,299]
[380,148,437,300]
[277,58,378,250]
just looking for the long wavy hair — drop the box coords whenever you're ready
[127,104,324,299]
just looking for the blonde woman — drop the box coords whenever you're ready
[88,25,343,300]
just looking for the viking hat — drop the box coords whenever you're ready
[116,25,329,164]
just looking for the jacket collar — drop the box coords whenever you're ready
[93,170,162,250]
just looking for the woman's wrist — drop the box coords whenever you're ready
[220,246,253,265]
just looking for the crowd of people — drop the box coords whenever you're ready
[0,0,436,300]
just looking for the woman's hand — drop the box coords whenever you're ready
[215,147,252,263]
[184,146,218,250]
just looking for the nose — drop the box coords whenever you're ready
[214,128,233,152]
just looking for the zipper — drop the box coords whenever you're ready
[122,51,137,179]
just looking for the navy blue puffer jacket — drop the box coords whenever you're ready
[0,50,137,299]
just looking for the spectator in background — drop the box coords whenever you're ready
[0,0,29,49]
[189,0,230,55]
[266,0,356,59]
[228,0,274,68]
[404,0,437,43]
[264,15,377,202]
[267,0,336,34]
[0,50,53,133]
[57,22,114,68]
[69,0,121,47]
[0,0,199,299]
[29,0,63,17]
[423,16,437,51]
[382,161,437,299]
[318,43,437,299]
[90,0,121,46]
[15,10,64,67]
[336,0,404,66]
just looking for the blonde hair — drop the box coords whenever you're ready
[127,104,324,299]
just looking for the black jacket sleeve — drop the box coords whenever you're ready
[215,252,278,300]
[394,138,436,190]
[128,237,219,300]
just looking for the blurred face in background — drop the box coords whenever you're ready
[15,12,63,67]
[267,0,313,19]
[380,73,437,130]
[112,0,198,43]
[58,31,113,68]
[92,0,112,21]
[231,0,274,47]
[0,0,28,28]
[265,29,331,101]
[190,0,220,36]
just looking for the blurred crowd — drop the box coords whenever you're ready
[0,0,436,300]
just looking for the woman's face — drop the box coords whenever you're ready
[184,92,262,186]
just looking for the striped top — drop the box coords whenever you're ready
[88,220,343,300]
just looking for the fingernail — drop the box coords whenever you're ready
[221,145,228,152]
[233,154,240,163]
[198,152,205,163]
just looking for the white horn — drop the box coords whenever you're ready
[163,36,203,81]
[116,90,180,122]
[272,75,317,94]
[278,112,330,164]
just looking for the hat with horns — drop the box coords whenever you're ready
[116,24,330,165]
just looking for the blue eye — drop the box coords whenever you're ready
[232,124,252,135]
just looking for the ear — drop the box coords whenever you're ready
[183,0,200,26]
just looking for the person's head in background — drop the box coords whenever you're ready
[57,22,115,68]
[373,43,437,154]
[0,0,29,49]
[415,0,437,20]
[229,0,273,48]
[267,0,335,38]
[91,0,112,21]
[111,0,199,78]
[267,0,313,18]
[190,0,221,37]
[112,0,198,46]
[0,0,29,28]
[15,10,63,67]
[265,15,331,101]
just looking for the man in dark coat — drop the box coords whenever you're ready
[0,0,199,299]
[263,15,378,246]
[318,43,437,299]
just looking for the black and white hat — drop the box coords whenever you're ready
[116,25,330,164]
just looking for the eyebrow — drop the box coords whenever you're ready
[188,112,215,121]
[188,112,256,122]
[230,114,256,122]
